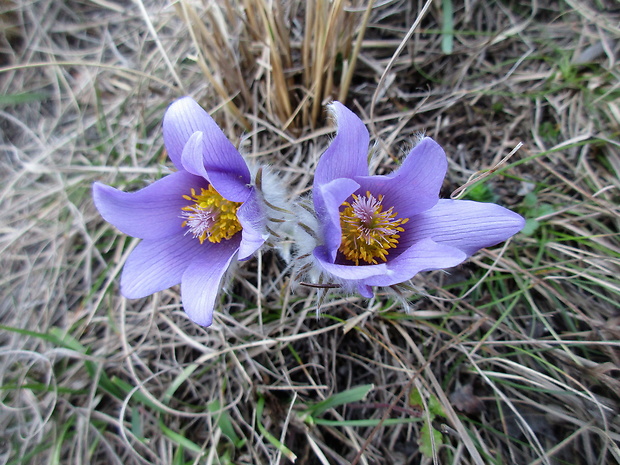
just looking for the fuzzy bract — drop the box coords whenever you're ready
[311,102,525,297]
[93,97,267,326]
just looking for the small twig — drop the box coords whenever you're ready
[299,282,342,289]
[450,142,523,200]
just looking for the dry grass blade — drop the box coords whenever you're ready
[1,0,619,464]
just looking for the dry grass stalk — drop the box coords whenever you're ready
[1,0,619,464]
[170,0,369,130]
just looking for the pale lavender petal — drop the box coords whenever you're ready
[206,170,253,203]
[93,172,207,240]
[361,238,467,287]
[181,136,264,258]
[314,177,360,261]
[237,188,267,260]
[181,237,241,326]
[315,238,466,290]
[407,199,525,256]
[353,137,446,218]
[358,284,374,298]
[180,129,252,202]
[314,102,369,187]
[313,245,389,280]
[120,233,207,299]
[162,97,251,200]
[180,131,208,179]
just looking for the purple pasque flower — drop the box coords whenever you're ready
[93,97,267,326]
[312,102,525,298]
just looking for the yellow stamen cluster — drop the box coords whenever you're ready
[181,185,242,244]
[339,191,409,265]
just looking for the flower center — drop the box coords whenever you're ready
[339,191,409,265]
[181,185,243,244]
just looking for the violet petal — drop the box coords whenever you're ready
[313,245,389,280]
[314,177,360,261]
[314,102,369,187]
[361,238,467,287]
[358,284,374,298]
[120,233,208,299]
[180,131,209,179]
[237,187,268,260]
[92,172,207,240]
[407,199,525,256]
[181,236,241,326]
[163,97,251,200]
[180,130,252,202]
[204,163,253,203]
[353,137,446,218]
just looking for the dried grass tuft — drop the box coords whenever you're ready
[1,0,619,464]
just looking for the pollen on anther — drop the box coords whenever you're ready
[181,185,243,244]
[339,191,408,265]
